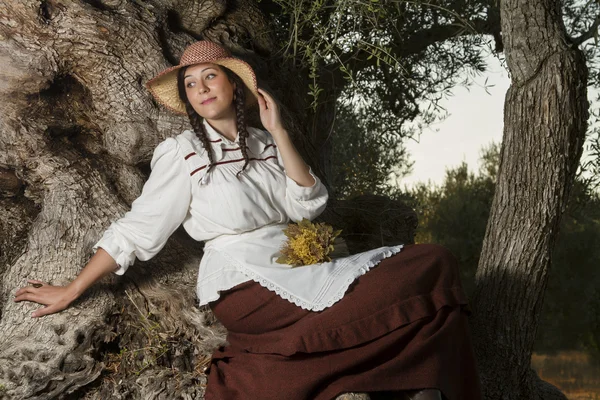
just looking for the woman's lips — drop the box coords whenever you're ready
[202,97,216,105]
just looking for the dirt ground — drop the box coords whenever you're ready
[531,351,600,400]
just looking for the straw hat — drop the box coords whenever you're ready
[146,41,259,115]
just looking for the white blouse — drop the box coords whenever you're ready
[94,120,404,311]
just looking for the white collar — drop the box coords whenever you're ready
[200,119,271,161]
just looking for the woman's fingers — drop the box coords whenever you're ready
[14,287,50,304]
[15,281,43,297]
[257,91,267,111]
[257,88,275,109]
[14,287,72,317]
[14,291,45,304]
[15,285,36,297]
[32,303,63,318]
[257,88,284,133]
[14,281,74,317]
[15,284,62,304]
[15,279,46,295]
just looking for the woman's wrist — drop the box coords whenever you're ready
[65,248,118,301]
[66,280,85,301]
[269,126,288,138]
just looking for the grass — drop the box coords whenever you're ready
[103,290,212,381]
[531,351,600,399]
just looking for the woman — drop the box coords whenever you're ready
[14,41,481,400]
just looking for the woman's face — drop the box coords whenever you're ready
[183,63,236,121]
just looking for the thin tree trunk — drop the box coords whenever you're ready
[470,0,589,398]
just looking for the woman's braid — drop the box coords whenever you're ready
[177,67,217,173]
[230,73,250,178]
[186,102,217,173]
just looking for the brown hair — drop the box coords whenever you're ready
[177,65,250,177]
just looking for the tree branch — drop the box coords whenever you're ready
[570,13,600,46]
[332,16,500,86]
[392,17,498,57]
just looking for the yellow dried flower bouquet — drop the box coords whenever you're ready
[276,218,343,267]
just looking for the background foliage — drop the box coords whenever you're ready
[264,0,600,358]
[402,144,600,360]
[261,0,600,191]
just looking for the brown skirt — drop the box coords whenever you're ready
[205,244,482,400]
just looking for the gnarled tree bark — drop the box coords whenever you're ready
[0,0,261,398]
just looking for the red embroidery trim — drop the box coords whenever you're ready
[188,156,277,176]
[190,165,208,176]
[184,152,196,160]
[254,155,278,162]
[223,148,240,152]
[215,158,247,166]
[215,156,277,166]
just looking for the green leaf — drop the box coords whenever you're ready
[276,255,289,264]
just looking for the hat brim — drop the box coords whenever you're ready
[146,58,259,116]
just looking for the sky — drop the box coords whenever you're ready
[396,51,599,191]
[397,53,511,190]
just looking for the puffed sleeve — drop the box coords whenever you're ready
[276,146,329,222]
[93,138,191,275]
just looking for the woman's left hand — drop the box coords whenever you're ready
[257,88,285,136]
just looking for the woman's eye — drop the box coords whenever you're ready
[205,73,216,80]
[186,81,195,88]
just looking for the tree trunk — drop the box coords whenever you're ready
[0,0,264,398]
[470,0,589,398]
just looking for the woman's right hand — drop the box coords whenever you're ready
[14,279,79,318]
[14,249,118,318]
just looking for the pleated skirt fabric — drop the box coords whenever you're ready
[204,243,482,400]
